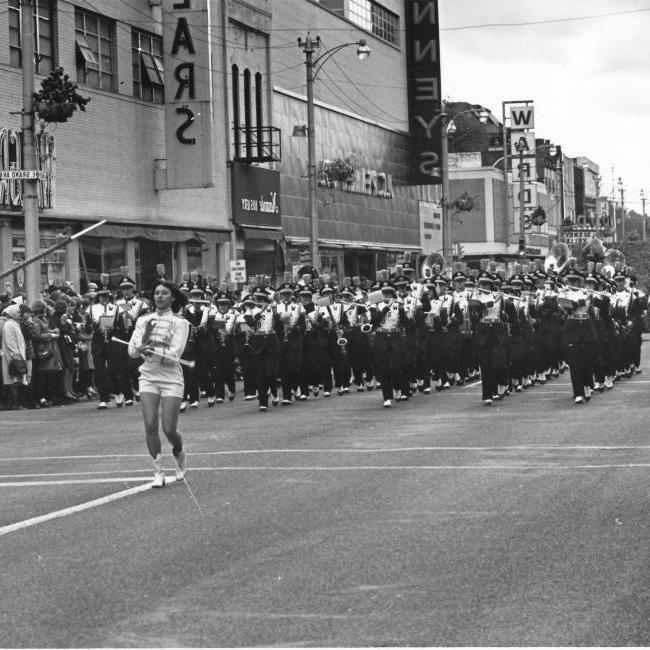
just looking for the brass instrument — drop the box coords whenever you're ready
[544,242,570,275]
[336,328,347,347]
[602,249,625,280]
[583,235,606,261]
[360,322,372,334]
[421,252,445,280]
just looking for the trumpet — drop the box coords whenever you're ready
[336,328,348,347]
[360,322,372,334]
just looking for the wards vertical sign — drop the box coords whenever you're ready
[163,0,213,189]
[405,0,442,185]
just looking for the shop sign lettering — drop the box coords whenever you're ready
[162,0,213,189]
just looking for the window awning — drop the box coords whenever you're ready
[84,223,230,244]
[239,226,283,241]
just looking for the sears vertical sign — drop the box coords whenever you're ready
[405,0,442,185]
[163,0,213,189]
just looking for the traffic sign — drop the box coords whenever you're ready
[0,170,42,180]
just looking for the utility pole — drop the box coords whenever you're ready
[517,142,526,255]
[594,174,601,235]
[299,33,320,271]
[641,189,647,243]
[21,0,40,301]
[618,177,625,241]
[440,114,451,261]
[557,154,564,242]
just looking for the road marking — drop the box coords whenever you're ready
[0,477,155,487]
[5,443,650,464]
[0,478,177,537]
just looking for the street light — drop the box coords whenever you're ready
[297,34,370,270]
[440,103,490,260]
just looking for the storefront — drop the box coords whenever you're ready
[231,163,283,282]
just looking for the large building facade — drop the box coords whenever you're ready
[0,0,426,293]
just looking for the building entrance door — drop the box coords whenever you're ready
[139,240,174,290]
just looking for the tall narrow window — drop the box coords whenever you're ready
[75,8,116,92]
[255,72,263,160]
[232,64,240,159]
[8,0,54,72]
[132,28,164,103]
[243,68,252,160]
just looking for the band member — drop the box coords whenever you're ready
[128,280,189,487]
[299,285,330,399]
[179,282,202,411]
[210,291,238,404]
[246,286,282,411]
[470,272,517,405]
[370,282,408,407]
[234,293,258,400]
[423,276,450,392]
[276,282,305,404]
[87,279,119,410]
[629,274,647,374]
[113,274,147,405]
[558,265,597,404]
[451,271,473,384]
[341,286,372,392]
[321,283,350,395]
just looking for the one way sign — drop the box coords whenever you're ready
[509,105,535,130]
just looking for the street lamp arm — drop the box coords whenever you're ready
[490,142,558,169]
[312,40,367,81]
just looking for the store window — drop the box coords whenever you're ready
[8,0,54,72]
[12,231,66,291]
[319,249,342,281]
[132,28,164,104]
[78,238,125,288]
[75,8,116,92]
[186,242,203,275]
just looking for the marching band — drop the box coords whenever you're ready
[78,247,646,412]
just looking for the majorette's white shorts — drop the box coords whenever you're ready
[138,378,184,399]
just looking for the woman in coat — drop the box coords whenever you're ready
[31,300,63,406]
[1,304,28,409]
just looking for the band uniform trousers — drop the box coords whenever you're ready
[561,317,597,398]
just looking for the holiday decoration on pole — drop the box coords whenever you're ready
[33,67,90,123]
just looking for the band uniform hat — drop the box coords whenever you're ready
[320,283,334,294]
[340,286,355,299]
[178,281,192,293]
[189,282,204,296]
[392,275,409,287]
[509,274,524,286]
[478,271,496,285]
[277,282,294,294]
[380,282,397,295]
[564,266,584,281]
[214,291,231,304]
[452,271,467,282]
[584,271,600,285]
[298,284,315,297]
[118,275,135,289]
[613,268,627,281]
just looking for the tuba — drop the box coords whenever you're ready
[421,252,445,280]
[602,249,625,280]
[582,235,606,262]
[544,242,570,275]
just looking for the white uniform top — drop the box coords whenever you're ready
[613,290,632,316]
[252,305,276,334]
[562,288,590,316]
[116,297,147,322]
[376,300,402,332]
[128,310,189,385]
[276,302,304,328]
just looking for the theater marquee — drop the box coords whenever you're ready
[405,0,442,185]
[162,0,213,189]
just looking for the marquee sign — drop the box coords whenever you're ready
[162,0,213,189]
[405,0,442,185]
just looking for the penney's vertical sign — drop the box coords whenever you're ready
[405,0,442,184]
[163,0,213,189]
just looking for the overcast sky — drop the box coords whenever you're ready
[438,0,650,211]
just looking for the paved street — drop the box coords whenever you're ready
[2,344,650,647]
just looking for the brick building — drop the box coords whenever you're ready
[0,0,426,293]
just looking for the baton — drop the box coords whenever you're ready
[111,337,196,368]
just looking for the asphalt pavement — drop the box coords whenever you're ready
[2,345,650,647]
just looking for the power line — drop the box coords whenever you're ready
[440,6,650,31]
